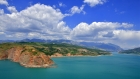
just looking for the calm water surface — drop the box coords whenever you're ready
[0,53,140,79]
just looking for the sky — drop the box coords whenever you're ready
[0,0,140,49]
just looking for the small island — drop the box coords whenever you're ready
[119,47,140,55]
[0,42,111,68]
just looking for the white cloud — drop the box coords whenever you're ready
[0,32,4,34]
[0,0,8,5]
[56,21,71,33]
[0,1,139,49]
[122,23,133,28]
[0,3,71,40]
[71,6,81,14]
[70,5,85,15]
[7,6,18,13]
[71,22,132,38]
[70,22,140,49]
[107,30,140,49]
[0,9,4,14]
[59,2,66,7]
[14,32,26,38]
[68,0,106,15]
[113,30,140,40]
[28,32,41,38]
[84,0,106,7]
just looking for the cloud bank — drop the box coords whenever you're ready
[0,3,70,40]
[0,0,140,49]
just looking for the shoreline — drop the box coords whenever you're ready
[50,54,112,58]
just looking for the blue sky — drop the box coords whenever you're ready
[0,0,140,49]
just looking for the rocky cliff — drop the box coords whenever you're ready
[0,45,54,68]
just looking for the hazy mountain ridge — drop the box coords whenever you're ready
[0,39,123,51]
[79,42,123,52]
[119,47,140,55]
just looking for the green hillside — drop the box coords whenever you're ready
[0,42,111,56]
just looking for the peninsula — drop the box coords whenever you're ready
[0,42,111,67]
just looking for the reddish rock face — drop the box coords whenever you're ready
[7,47,23,62]
[0,53,8,60]
[0,46,54,68]
[66,53,71,56]
[51,53,63,57]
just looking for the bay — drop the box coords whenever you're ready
[0,53,140,79]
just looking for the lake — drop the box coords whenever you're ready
[0,52,140,79]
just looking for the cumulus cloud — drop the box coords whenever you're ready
[0,3,71,40]
[84,0,106,7]
[71,22,132,38]
[70,22,140,49]
[0,0,8,5]
[70,5,85,15]
[7,6,18,13]
[0,1,139,49]
[113,30,140,40]
[106,30,140,49]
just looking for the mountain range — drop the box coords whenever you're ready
[0,39,123,52]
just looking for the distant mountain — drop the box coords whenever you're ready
[19,39,124,51]
[0,40,15,43]
[119,47,140,55]
[79,42,123,52]
[20,39,80,45]
[20,39,46,42]
[0,39,123,51]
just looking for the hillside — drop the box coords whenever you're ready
[119,47,140,55]
[11,42,111,56]
[0,42,111,67]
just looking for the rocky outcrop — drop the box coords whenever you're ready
[0,53,8,60]
[0,46,54,68]
[66,53,71,56]
[50,52,84,57]
[50,53,63,57]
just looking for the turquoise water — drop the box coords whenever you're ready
[0,53,140,79]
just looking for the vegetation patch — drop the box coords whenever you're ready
[0,42,111,56]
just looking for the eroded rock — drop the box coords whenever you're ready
[0,46,54,68]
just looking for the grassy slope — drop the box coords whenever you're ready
[0,42,111,56]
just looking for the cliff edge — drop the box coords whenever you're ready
[0,44,54,68]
